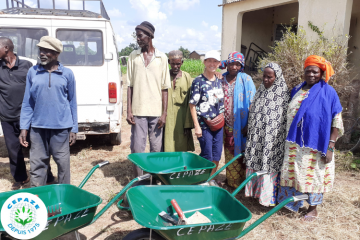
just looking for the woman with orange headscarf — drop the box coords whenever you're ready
[277,55,344,221]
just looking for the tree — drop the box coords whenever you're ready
[118,32,139,56]
[179,46,190,59]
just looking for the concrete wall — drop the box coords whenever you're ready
[349,0,360,76]
[221,0,297,61]
[297,0,353,41]
[221,0,354,62]
[240,2,299,66]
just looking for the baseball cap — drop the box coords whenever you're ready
[204,50,221,61]
[37,36,63,53]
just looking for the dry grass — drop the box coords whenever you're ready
[0,77,359,239]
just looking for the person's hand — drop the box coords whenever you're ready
[322,144,334,164]
[184,128,192,136]
[126,112,135,125]
[158,113,167,128]
[214,72,223,79]
[195,126,202,138]
[241,125,248,137]
[19,130,28,147]
[69,132,76,146]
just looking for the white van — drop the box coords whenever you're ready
[0,0,123,144]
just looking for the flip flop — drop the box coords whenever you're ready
[302,215,319,222]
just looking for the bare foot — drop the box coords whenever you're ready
[302,206,318,222]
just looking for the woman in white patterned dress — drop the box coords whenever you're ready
[277,55,344,221]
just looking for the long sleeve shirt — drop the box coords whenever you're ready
[20,63,78,133]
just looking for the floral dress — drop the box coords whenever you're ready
[189,74,224,129]
[221,78,246,187]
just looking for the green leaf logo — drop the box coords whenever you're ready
[14,206,33,226]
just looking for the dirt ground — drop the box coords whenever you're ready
[1,81,360,240]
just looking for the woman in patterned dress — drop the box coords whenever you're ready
[277,55,344,221]
[219,52,256,188]
[244,63,290,206]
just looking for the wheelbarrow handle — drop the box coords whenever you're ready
[231,171,269,197]
[98,161,110,168]
[206,153,243,182]
[78,161,110,189]
[91,176,142,224]
[236,194,309,239]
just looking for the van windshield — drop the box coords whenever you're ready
[57,30,104,66]
[0,28,48,60]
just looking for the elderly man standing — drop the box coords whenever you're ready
[19,36,78,187]
[164,50,194,152]
[127,21,171,177]
[0,37,55,190]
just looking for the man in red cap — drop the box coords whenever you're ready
[126,21,171,177]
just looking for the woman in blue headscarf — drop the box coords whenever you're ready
[219,52,256,188]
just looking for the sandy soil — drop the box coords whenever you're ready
[0,79,359,240]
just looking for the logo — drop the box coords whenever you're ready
[1,193,48,239]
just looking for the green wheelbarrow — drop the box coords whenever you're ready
[122,171,309,240]
[117,152,245,211]
[0,161,136,240]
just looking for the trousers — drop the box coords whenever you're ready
[130,116,163,177]
[30,127,70,187]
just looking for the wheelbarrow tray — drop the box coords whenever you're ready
[128,152,216,185]
[0,184,102,240]
[127,185,252,240]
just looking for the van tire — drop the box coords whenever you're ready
[110,132,121,145]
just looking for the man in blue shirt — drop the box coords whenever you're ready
[19,36,78,187]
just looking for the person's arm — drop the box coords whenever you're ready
[158,54,171,128]
[67,71,78,146]
[190,103,202,138]
[19,71,34,147]
[126,53,135,125]
[126,87,135,125]
[241,75,256,136]
[322,127,338,164]
[184,76,194,136]
[158,89,168,128]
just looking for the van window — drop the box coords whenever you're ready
[0,28,48,60]
[57,30,103,66]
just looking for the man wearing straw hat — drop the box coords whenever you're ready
[19,36,78,187]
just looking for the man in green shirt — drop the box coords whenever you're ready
[164,50,195,152]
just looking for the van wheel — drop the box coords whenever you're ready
[110,132,121,145]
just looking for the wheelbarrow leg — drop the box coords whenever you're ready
[206,153,243,182]
[74,230,81,240]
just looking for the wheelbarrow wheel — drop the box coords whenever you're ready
[123,228,164,240]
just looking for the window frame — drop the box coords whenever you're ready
[0,27,49,60]
[56,28,104,67]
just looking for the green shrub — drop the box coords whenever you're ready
[121,65,127,75]
[181,59,205,78]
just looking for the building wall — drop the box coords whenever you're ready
[297,0,353,41]
[222,0,354,63]
[349,0,360,76]
[240,2,299,66]
[189,52,200,60]
[221,0,297,60]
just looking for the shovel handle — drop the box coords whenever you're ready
[171,199,185,220]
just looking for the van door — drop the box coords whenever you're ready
[52,20,109,125]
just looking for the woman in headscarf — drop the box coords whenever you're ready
[277,55,344,221]
[219,52,256,188]
[244,63,290,206]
